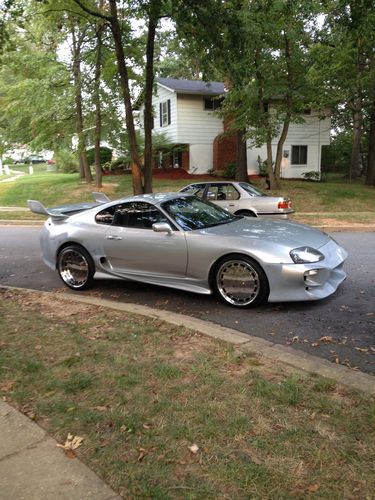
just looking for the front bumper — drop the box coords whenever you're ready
[265,239,348,302]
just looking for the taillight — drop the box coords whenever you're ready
[278,199,292,210]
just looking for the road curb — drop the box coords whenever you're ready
[2,285,374,396]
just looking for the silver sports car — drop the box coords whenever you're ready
[28,192,348,308]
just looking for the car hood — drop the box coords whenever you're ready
[201,217,330,249]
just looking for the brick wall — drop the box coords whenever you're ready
[213,132,237,171]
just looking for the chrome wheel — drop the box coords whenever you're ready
[58,246,93,290]
[215,258,264,307]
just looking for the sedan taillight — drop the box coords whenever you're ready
[278,199,292,210]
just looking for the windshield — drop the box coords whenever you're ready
[161,196,239,231]
[239,182,265,197]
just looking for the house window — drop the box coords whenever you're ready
[159,100,171,127]
[291,145,308,165]
[204,97,221,111]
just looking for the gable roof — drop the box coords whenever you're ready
[156,78,225,96]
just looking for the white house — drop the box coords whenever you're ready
[139,77,331,178]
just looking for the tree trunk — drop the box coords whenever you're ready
[266,133,278,190]
[143,2,159,194]
[93,7,104,189]
[235,129,248,182]
[366,99,375,186]
[254,48,276,190]
[72,27,92,183]
[274,118,290,185]
[349,100,363,180]
[109,0,143,194]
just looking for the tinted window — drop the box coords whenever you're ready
[95,206,116,225]
[96,202,169,229]
[162,196,238,231]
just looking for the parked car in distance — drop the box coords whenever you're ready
[28,192,347,309]
[14,155,46,164]
[179,181,294,218]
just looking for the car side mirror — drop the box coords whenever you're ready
[152,222,173,235]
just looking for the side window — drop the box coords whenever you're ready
[95,206,116,225]
[181,184,206,198]
[113,202,169,229]
[222,184,240,200]
[291,145,308,165]
[159,99,171,127]
[207,183,240,201]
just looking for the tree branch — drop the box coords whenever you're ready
[72,0,112,22]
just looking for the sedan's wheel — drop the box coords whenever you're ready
[57,245,95,290]
[236,210,257,217]
[213,255,269,308]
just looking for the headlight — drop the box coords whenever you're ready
[290,246,324,264]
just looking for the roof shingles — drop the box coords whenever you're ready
[156,77,225,96]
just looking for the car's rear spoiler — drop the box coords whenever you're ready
[28,192,112,220]
[92,192,111,203]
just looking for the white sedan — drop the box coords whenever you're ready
[180,181,294,218]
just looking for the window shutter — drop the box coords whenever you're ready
[159,103,162,127]
[167,99,171,125]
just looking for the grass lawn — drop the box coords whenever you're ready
[0,170,374,224]
[1,288,374,498]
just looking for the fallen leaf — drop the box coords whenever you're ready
[307,484,320,493]
[137,448,147,462]
[318,336,334,343]
[355,347,369,353]
[0,381,15,392]
[93,405,108,412]
[311,342,319,347]
[189,444,199,454]
[57,433,83,452]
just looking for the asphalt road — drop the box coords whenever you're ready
[1,226,374,375]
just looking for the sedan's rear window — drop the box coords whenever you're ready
[239,183,265,197]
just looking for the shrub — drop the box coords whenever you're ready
[55,150,79,173]
[108,156,131,172]
[302,171,321,182]
[2,157,14,165]
[86,146,112,167]
[223,162,236,179]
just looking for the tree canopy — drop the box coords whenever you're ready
[1,0,375,188]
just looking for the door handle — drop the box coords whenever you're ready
[106,235,122,240]
[229,204,235,207]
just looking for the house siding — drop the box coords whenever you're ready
[142,86,179,142]
[247,112,331,178]
[176,94,223,144]
[143,82,331,177]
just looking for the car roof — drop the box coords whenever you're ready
[108,192,189,205]
[185,181,240,185]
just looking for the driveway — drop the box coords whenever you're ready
[0,227,374,375]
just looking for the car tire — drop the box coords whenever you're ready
[57,244,95,290]
[212,254,269,308]
[235,210,257,217]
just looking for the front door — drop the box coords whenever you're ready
[100,201,188,278]
[206,183,240,213]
